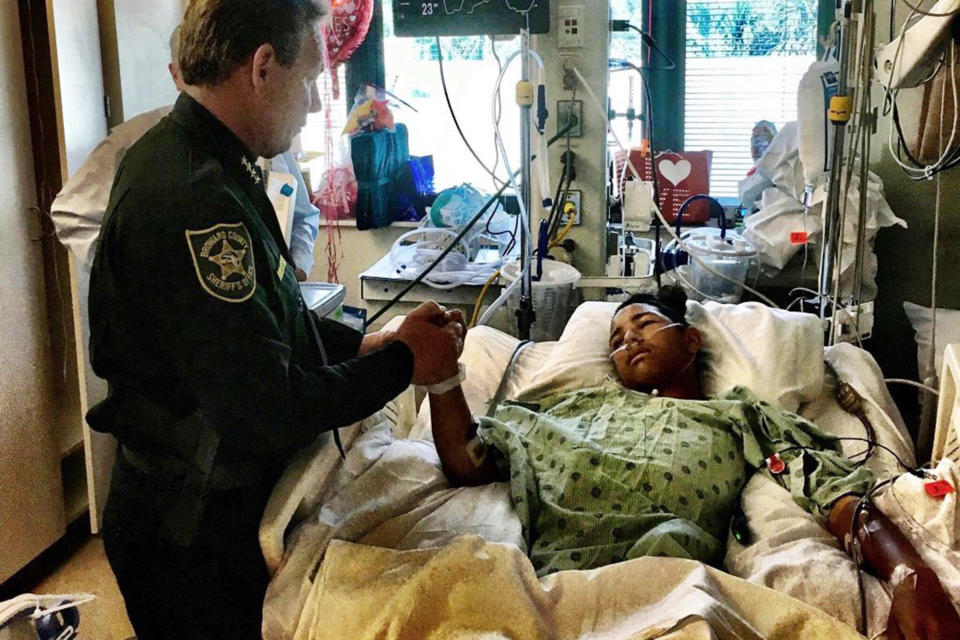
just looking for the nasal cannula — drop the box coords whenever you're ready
[609,322,684,359]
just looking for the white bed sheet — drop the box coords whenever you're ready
[262,305,926,639]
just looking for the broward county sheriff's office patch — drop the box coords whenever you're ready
[185,222,256,302]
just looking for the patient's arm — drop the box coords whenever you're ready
[429,385,502,487]
[828,496,960,640]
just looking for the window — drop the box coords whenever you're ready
[299,6,527,203]
[298,65,348,191]
[609,0,647,147]
[610,0,820,199]
[685,0,818,198]
[300,65,348,155]
[379,3,522,192]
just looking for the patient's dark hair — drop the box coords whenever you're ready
[614,285,689,327]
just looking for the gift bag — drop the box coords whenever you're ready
[618,150,713,224]
[351,124,411,230]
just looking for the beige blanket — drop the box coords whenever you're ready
[296,535,864,640]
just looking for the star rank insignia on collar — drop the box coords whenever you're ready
[241,156,261,185]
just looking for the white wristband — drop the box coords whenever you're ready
[424,363,466,395]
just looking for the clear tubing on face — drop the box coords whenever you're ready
[609,322,683,360]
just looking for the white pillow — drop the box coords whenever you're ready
[690,301,824,412]
[513,300,824,412]
[903,302,960,383]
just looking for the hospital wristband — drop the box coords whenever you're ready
[425,363,466,395]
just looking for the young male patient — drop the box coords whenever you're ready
[429,286,959,639]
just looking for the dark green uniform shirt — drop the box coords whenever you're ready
[88,94,413,465]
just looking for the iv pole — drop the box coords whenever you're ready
[818,0,854,332]
[517,24,536,340]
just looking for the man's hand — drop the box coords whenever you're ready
[438,308,466,358]
[359,330,397,355]
[295,268,308,282]
[396,302,464,385]
[886,567,960,640]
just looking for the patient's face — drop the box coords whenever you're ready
[609,304,701,391]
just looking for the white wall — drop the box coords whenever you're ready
[111,0,182,121]
[50,0,108,177]
[309,223,413,310]
[534,1,611,282]
[0,1,66,582]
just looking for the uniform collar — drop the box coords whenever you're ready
[170,93,264,189]
[170,92,295,267]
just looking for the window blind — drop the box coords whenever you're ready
[684,0,818,199]
[300,64,349,155]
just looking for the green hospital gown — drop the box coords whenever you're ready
[477,381,874,576]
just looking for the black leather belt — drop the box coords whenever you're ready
[121,445,264,491]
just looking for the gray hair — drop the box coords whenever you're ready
[169,25,181,61]
[178,0,328,87]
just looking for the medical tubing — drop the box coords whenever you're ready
[364,123,579,328]
[552,206,576,245]
[436,37,505,187]
[885,8,960,179]
[472,206,572,329]
[389,227,501,290]
[492,49,551,211]
[547,162,568,238]
[477,269,523,327]
[570,66,779,308]
[365,195,501,328]
[470,269,501,327]
[931,104,946,384]
[625,23,677,70]
[884,378,940,396]
[547,85,576,241]
[548,153,575,240]
[899,0,960,17]
[830,5,875,344]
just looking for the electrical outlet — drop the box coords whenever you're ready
[559,190,582,225]
[560,55,580,90]
[557,100,583,137]
[558,5,584,48]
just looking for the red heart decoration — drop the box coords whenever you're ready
[324,0,375,99]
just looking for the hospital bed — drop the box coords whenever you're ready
[258,302,960,640]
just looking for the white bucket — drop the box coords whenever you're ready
[501,259,581,342]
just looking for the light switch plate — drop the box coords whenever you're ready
[558,6,584,48]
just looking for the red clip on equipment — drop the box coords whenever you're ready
[790,232,809,245]
[925,479,956,499]
[767,453,786,475]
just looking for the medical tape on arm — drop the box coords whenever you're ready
[466,428,489,468]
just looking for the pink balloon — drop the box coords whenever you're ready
[323,0,375,98]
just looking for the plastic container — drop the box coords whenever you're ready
[299,282,346,318]
[685,230,755,303]
[500,259,581,342]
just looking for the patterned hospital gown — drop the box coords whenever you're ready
[478,381,874,576]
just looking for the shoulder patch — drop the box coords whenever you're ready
[185,222,256,302]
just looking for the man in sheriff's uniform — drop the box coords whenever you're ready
[87,1,465,638]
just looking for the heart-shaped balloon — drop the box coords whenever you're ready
[324,0,374,98]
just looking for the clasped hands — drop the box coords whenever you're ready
[361,301,465,386]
